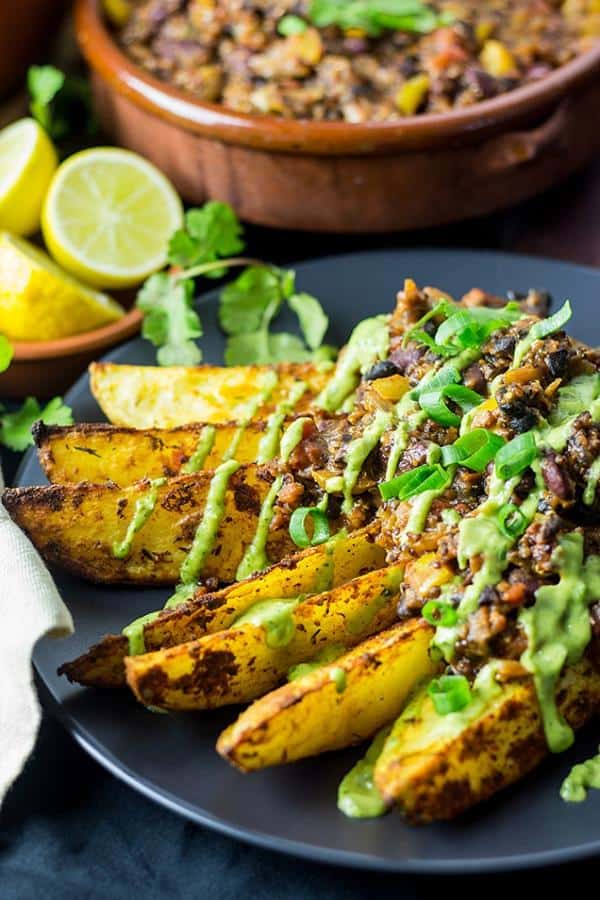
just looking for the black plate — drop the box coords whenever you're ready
[19,250,600,873]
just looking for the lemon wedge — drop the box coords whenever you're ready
[0,232,124,341]
[42,147,184,289]
[0,118,58,237]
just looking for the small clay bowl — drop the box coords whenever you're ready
[0,306,142,400]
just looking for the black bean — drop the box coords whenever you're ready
[363,359,400,382]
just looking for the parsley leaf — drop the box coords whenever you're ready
[27,65,95,142]
[219,267,283,335]
[168,202,245,276]
[0,397,74,452]
[288,292,329,350]
[0,335,13,374]
[137,273,203,367]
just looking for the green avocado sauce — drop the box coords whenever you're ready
[584,457,600,506]
[179,459,240,585]
[287,643,345,681]
[346,565,404,636]
[337,726,391,819]
[122,611,161,656]
[236,475,284,581]
[182,426,217,474]
[561,748,600,802]
[520,533,600,752]
[257,381,307,463]
[316,315,391,413]
[112,477,167,560]
[341,409,392,514]
[234,595,302,648]
[223,371,279,462]
[279,416,311,464]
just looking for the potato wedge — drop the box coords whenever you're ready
[125,564,406,710]
[3,466,305,585]
[217,619,436,771]
[374,657,600,824]
[90,362,329,428]
[59,526,385,688]
[35,421,267,484]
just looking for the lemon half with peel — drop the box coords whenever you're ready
[0,233,124,341]
[42,148,184,289]
[0,118,58,236]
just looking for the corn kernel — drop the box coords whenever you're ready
[290,28,323,65]
[396,74,430,116]
[102,0,131,26]
[371,375,411,402]
[480,40,517,77]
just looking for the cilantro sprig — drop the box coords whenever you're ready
[136,201,334,367]
[27,65,95,143]
[0,335,74,452]
[308,0,452,37]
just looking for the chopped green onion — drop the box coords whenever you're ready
[441,428,505,472]
[428,674,472,715]
[434,303,522,354]
[495,431,537,480]
[513,300,572,367]
[410,364,460,400]
[277,14,307,35]
[402,299,454,347]
[496,503,528,539]
[422,600,458,627]
[289,506,330,548]
[379,463,448,501]
[418,383,483,427]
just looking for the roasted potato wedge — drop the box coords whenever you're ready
[125,564,406,710]
[3,467,306,585]
[35,421,268,484]
[217,619,436,771]
[374,657,600,824]
[59,526,385,688]
[90,362,329,428]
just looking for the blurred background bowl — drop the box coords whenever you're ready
[75,0,600,234]
[0,0,68,100]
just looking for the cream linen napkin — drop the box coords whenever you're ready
[0,461,73,806]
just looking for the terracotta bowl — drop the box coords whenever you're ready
[0,307,142,400]
[75,0,600,233]
[0,0,67,100]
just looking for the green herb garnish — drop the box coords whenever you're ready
[289,506,331,548]
[27,65,95,142]
[494,431,538,481]
[278,14,308,35]
[441,428,505,472]
[428,674,471,715]
[379,462,449,501]
[136,201,334,367]
[309,0,452,37]
[0,396,74,452]
[421,600,458,627]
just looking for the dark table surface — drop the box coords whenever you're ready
[2,159,600,899]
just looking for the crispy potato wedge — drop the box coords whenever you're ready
[35,421,268,484]
[374,657,600,824]
[90,362,329,428]
[217,619,436,771]
[3,467,305,585]
[59,526,385,688]
[125,564,406,710]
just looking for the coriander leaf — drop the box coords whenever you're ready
[309,0,450,37]
[0,396,73,452]
[27,65,94,141]
[0,335,13,374]
[288,292,329,350]
[224,331,270,366]
[167,202,245,275]
[137,273,202,367]
[266,332,315,363]
[219,266,283,335]
[280,268,296,299]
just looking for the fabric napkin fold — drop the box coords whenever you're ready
[0,461,73,807]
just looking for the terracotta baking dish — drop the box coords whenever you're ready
[0,0,67,99]
[0,306,142,400]
[76,0,600,233]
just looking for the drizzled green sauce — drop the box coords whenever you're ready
[182,426,216,474]
[234,595,302,648]
[287,643,345,681]
[279,416,310,464]
[561,748,600,802]
[112,477,167,560]
[341,409,392,514]
[236,475,283,581]
[316,315,391,413]
[257,381,307,463]
[337,726,391,818]
[345,565,404,636]
[179,459,240,584]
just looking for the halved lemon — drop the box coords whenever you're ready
[0,232,124,341]
[0,118,58,236]
[42,148,184,289]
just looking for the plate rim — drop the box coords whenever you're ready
[23,246,600,874]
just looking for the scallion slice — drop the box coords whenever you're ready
[496,503,528,539]
[289,507,330,548]
[495,431,537,480]
[277,14,307,34]
[441,428,505,472]
[379,463,448,501]
[410,364,460,400]
[422,600,458,627]
[418,383,483,427]
[513,300,572,366]
[428,674,472,715]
